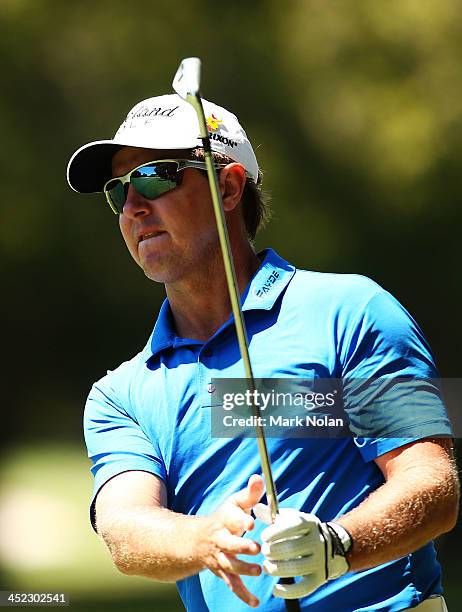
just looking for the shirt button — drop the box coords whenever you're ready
[207,383,216,393]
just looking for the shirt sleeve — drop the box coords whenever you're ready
[84,372,167,530]
[338,287,453,462]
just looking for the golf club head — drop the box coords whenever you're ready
[172,57,201,101]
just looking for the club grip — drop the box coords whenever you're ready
[279,577,301,611]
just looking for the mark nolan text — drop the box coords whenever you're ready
[223,415,344,427]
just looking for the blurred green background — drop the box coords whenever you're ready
[1,0,460,610]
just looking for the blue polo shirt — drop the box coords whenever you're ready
[84,249,452,612]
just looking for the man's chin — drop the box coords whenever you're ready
[142,264,170,283]
[144,270,173,283]
[141,257,183,284]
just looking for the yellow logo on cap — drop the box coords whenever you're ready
[206,114,223,132]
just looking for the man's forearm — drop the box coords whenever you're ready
[337,455,459,571]
[95,473,263,608]
[98,505,213,581]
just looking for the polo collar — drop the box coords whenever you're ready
[142,248,296,361]
[241,248,295,312]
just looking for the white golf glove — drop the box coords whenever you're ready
[254,505,352,600]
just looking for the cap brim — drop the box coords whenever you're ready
[67,140,124,193]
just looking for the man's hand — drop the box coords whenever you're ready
[201,474,265,608]
[254,505,351,600]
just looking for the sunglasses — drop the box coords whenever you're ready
[103,159,225,214]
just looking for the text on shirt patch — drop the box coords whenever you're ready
[255,269,280,298]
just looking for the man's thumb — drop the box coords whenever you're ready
[233,474,265,510]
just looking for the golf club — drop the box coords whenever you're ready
[172,57,300,611]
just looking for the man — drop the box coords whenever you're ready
[67,94,459,611]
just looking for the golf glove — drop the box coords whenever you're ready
[254,505,352,600]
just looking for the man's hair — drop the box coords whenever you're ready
[190,148,271,240]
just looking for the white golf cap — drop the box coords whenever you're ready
[67,94,259,193]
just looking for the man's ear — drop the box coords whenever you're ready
[219,163,247,211]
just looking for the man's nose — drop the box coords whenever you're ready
[122,184,151,218]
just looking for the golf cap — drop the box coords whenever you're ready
[67,94,259,193]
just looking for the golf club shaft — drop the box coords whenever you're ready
[172,58,300,611]
[202,148,279,517]
[197,103,301,612]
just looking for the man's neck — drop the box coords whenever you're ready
[165,243,261,342]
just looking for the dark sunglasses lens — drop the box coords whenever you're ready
[105,180,126,213]
[132,163,180,200]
